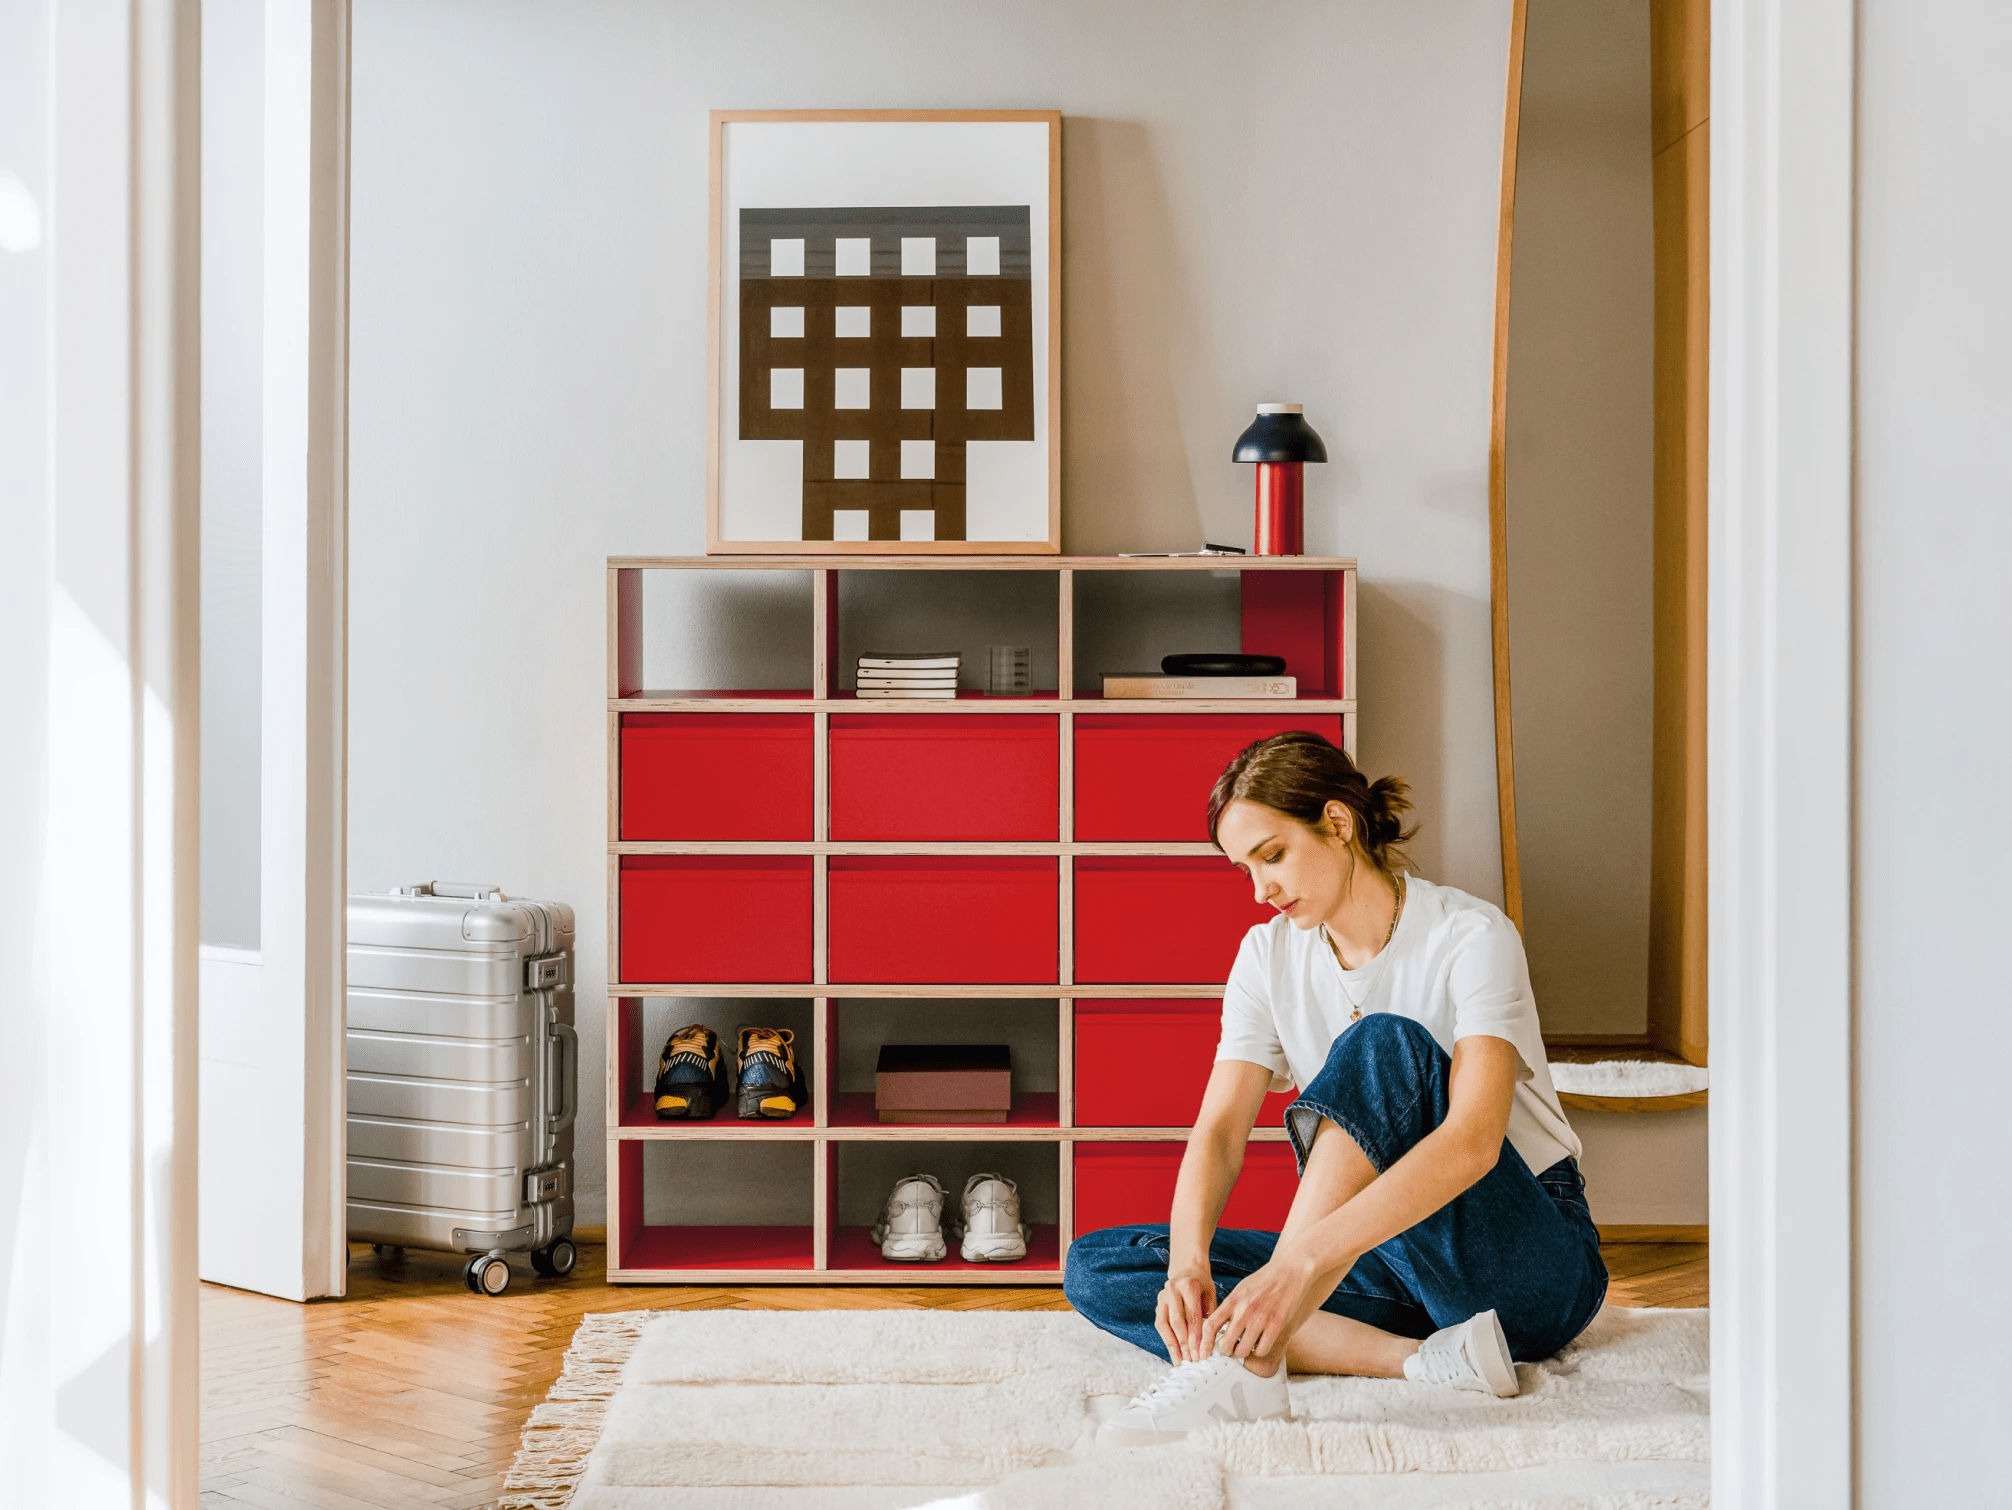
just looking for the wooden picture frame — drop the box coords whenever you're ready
[706,110,1063,556]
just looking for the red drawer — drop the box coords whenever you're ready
[828,857,1058,984]
[1073,1142,1298,1234]
[619,856,812,983]
[1074,1001,1296,1127]
[830,715,1057,841]
[1072,857,1274,983]
[621,714,813,841]
[1074,714,1345,841]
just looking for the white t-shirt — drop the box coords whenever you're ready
[1215,873,1581,1174]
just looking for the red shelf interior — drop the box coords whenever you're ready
[827,1224,1061,1273]
[1074,1000,1296,1127]
[1074,713,1347,841]
[619,1095,816,1129]
[618,1224,816,1271]
[1074,1143,1297,1234]
[619,855,813,983]
[827,1091,1059,1128]
[828,856,1059,984]
[622,713,814,841]
[1072,856,1275,984]
[830,714,1058,841]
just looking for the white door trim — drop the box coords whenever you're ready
[1710,0,1857,1501]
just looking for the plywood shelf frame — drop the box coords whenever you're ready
[606,555,1358,1282]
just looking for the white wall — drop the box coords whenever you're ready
[1855,0,2012,1495]
[1503,0,1656,1038]
[346,0,1517,1223]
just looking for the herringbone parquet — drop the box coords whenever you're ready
[199,1237,1706,1509]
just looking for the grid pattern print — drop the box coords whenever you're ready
[739,206,1037,543]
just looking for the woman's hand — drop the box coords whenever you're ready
[1155,1264,1219,1363]
[1205,1243,1328,1368]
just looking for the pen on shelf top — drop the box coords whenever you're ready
[1117,543,1248,558]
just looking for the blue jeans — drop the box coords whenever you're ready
[1064,1013,1608,1363]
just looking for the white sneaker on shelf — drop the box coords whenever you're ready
[958,1172,1030,1262]
[871,1173,947,1262]
[1096,1353,1292,1448]
[1402,1309,1520,1397]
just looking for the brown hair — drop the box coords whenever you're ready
[1206,731,1418,873]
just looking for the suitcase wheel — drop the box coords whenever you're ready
[531,1238,578,1279]
[464,1254,511,1296]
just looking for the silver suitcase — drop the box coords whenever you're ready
[345,882,578,1295]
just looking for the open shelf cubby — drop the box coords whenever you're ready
[606,555,1355,1283]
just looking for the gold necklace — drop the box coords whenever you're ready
[1327,873,1406,1022]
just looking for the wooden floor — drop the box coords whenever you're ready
[200,1237,1707,1510]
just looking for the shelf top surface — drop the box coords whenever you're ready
[610,554,1357,571]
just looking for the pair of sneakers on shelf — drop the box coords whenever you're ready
[872,1172,1031,1263]
[1097,1309,1520,1449]
[653,1025,806,1121]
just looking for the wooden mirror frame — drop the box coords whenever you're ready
[1487,0,1710,1065]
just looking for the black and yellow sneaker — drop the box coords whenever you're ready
[736,1026,807,1119]
[654,1024,728,1119]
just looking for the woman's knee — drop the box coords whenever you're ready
[1314,1011,1441,1086]
[1062,1225,1165,1311]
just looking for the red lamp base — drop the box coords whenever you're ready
[1254,462,1304,556]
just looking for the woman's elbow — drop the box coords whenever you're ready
[1451,1130,1508,1189]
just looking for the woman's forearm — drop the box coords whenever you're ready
[1166,1124,1246,1273]
[1285,1124,1494,1282]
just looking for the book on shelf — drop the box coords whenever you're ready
[859,651,961,670]
[855,686,960,699]
[856,672,960,686]
[1100,673,1298,699]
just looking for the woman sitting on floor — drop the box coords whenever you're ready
[1064,731,1607,1447]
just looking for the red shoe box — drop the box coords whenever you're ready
[1074,1000,1297,1127]
[1073,714,1345,842]
[619,855,813,983]
[1072,857,1275,983]
[830,715,1057,841]
[828,857,1058,984]
[874,1044,1012,1123]
[1073,1142,1298,1234]
[621,714,813,841]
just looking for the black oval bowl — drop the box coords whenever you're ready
[1161,653,1288,677]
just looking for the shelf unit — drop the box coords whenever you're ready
[606,554,1357,1283]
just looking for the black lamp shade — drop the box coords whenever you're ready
[1232,409,1328,464]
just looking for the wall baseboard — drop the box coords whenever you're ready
[1597,1223,1707,1243]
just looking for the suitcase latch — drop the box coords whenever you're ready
[525,954,567,989]
[525,1168,570,1203]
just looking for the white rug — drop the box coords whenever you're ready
[502,1307,1709,1509]
[1549,1061,1710,1098]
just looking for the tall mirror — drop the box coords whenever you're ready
[1491,0,1707,1067]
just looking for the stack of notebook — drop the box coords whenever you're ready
[857,650,961,699]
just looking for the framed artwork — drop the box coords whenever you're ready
[706,110,1061,555]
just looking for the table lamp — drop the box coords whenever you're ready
[1232,403,1328,555]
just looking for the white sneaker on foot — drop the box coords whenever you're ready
[958,1172,1030,1262]
[1096,1354,1292,1448]
[1402,1309,1519,1397]
[871,1173,947,1261]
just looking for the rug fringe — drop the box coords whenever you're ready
[498,1311,656,1509]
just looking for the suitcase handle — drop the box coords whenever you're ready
[400,880,507,901]
[548,1022,578,1133]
